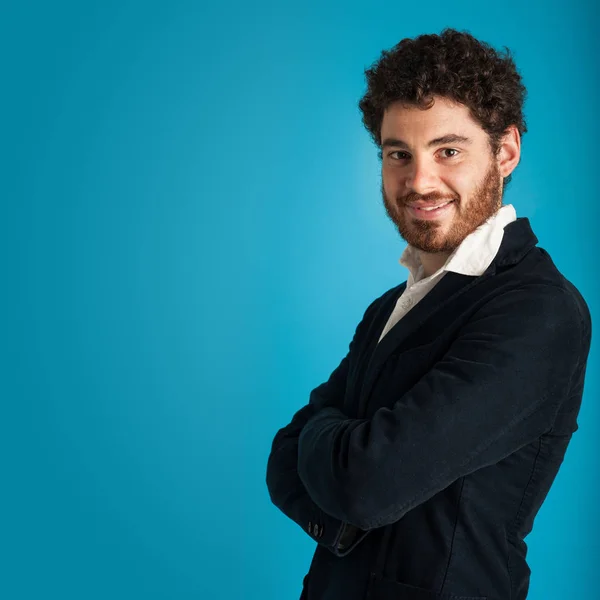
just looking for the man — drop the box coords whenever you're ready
[265,28,592,600]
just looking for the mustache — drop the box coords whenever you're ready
[401,192,459,205]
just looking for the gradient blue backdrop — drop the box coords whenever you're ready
[2,1,598,598]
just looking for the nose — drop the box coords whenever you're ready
[405,156,438,195]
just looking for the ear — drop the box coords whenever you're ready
[497,125,521,178]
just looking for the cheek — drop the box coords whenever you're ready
[444,172,471,201]
[450,162,486,194]
[382,169,401,196]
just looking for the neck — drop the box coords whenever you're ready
[418,251,451,279]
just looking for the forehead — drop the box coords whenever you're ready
[381,96,485,141]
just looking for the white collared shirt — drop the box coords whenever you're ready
[378,204,517,344]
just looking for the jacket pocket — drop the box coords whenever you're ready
[367,575,487,600]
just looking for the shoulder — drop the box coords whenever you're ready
[517,246,591,330]
[491,246,592,352]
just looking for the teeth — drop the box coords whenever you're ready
[420,201,452,211]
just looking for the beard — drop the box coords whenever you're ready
[381,159,503,254]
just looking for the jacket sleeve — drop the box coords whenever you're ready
[297,284,592,530]
[265,295,384,556]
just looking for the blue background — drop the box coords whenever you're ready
[2,1,598,598]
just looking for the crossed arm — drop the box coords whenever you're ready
[265,365,367,555]
[267,284,589,552]
[265,296,383,555]
[296,285,588,530]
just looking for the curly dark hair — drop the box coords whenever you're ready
[358,28,528,189]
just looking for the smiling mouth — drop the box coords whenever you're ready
[411,200,454,211]
[406,200,456,219]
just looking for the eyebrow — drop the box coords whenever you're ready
[381,134,473,149]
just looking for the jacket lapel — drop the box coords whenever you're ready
[358,217,539,411]
[358,271,483,411]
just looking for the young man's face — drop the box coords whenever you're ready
[380,95,506,254]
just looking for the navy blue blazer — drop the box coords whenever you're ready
[266,217,592,600]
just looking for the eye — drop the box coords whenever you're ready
[377,150,409,161]
[386,151,410,160]
[440,148,459,158]
[377,148,461,161]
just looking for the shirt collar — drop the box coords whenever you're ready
[399,204,517,284]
